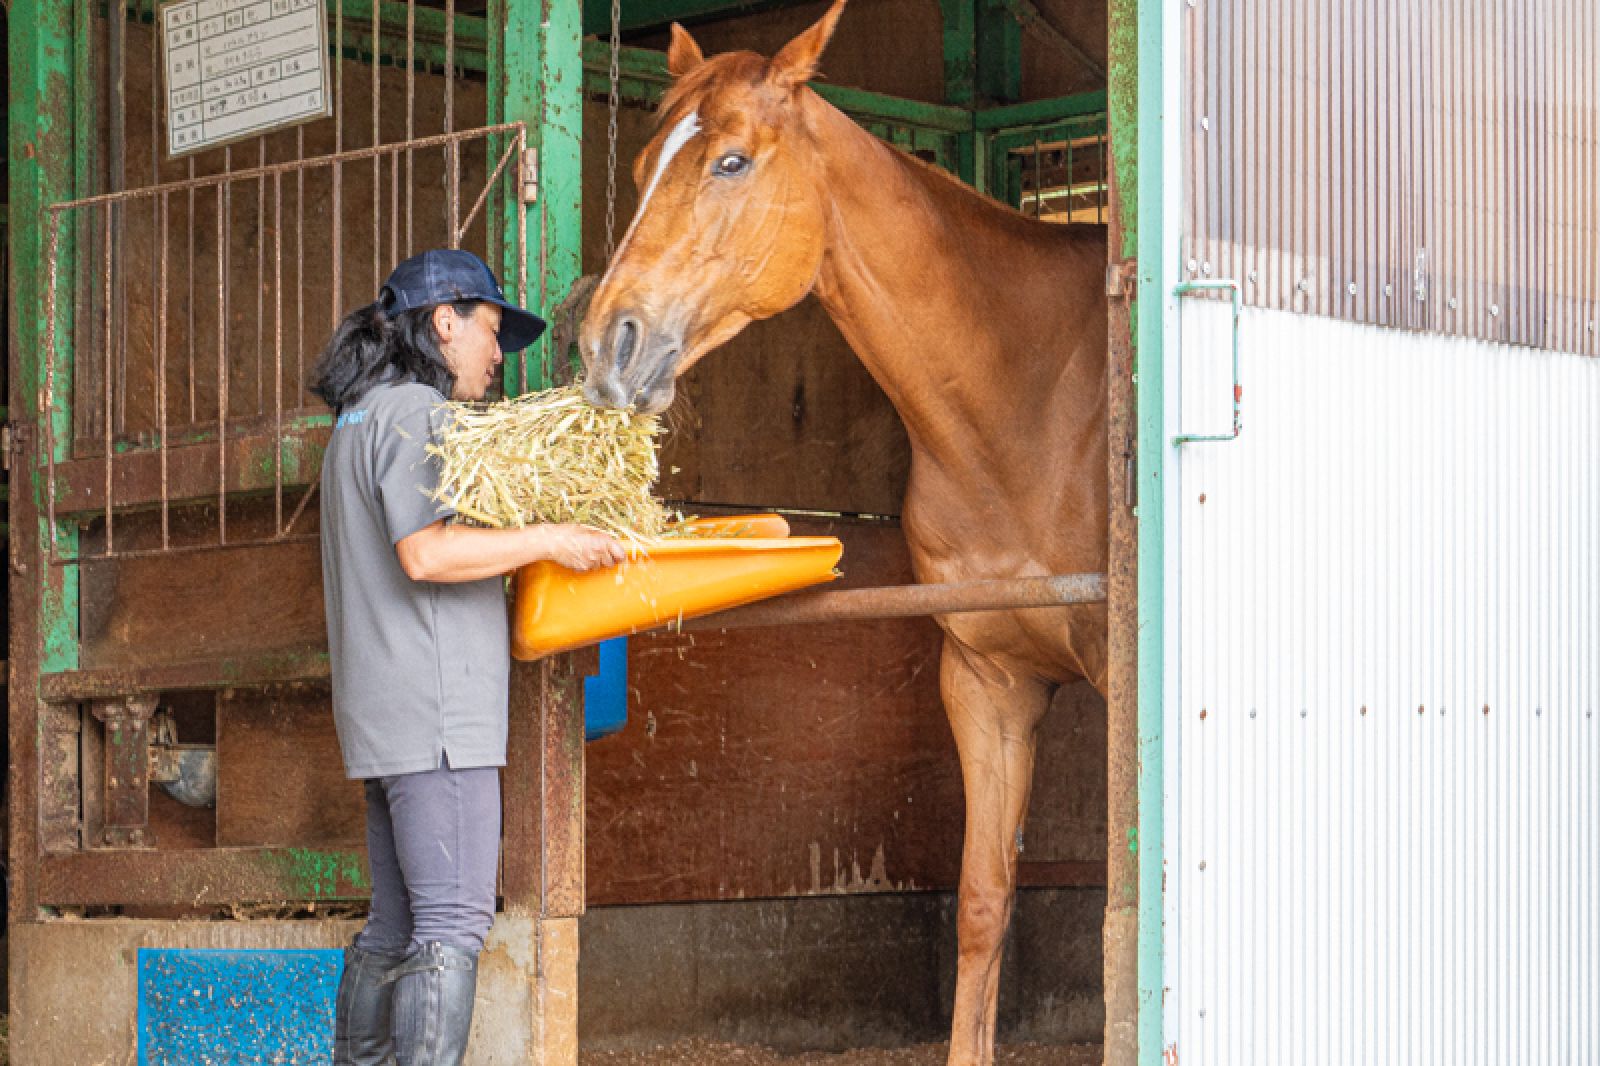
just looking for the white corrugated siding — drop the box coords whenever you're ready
[1173,300,1600,1065]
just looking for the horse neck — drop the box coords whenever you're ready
[799,93,1096,484]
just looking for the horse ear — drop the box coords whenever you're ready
[667,23,706,77]
[769,0,846,90]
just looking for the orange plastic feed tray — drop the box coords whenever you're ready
[511,516,843,660]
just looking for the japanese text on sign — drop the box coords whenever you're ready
[162,0,330,157]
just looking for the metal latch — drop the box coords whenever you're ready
[1172,279,1243,444]
[520,148,540,205]
[1106,259,1138,298]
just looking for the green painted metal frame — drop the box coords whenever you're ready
[1133,0,1177,1061]
[581,0,794,36]
[13,0,83,679]
[493,0,581,396]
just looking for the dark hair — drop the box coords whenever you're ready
[308,298,482,411]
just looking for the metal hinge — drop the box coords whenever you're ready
[519,148,540,205]
[2,421,26,473]
[1106,259,1138,298]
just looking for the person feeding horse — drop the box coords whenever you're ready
[580,4,1109,1066]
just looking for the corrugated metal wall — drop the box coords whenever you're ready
[1172,299,1600,1064]
[1183,0,1600,354]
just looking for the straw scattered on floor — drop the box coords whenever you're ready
[429,384,674,540]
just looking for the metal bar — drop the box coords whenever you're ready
[282,480,320,538]
[579,0,790,36]
[974,90,1109,131]
[682,573,1107,631]
[43,214,62,559]
[297,128,307,406]
[216,184,229,545]
[256,140,267,417]
[275,172,285,531]
[102,208,115,556]
[58,533,320,568]
[1172,278,1243,444]
[41,652,333,703]
[517,127,530,390]
[373,0,382,294]
[457,137,520,246]
[187,164,196,423]
[157,192,170,550]
[334,0,344,331]
[49,125,529,212]
[446,0,459,247]
[110,0,128,437]
[445,0,456,134]
[406,0,415,255]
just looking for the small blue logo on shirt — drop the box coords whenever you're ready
[336,409,369,429]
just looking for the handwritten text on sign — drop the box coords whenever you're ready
[162,0,331,157]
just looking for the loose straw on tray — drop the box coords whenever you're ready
[427,385,675,540]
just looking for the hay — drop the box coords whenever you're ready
[428,384,674,540]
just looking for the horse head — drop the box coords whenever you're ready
[579,0,848,413]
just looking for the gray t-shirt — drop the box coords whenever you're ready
[319,381,510,779]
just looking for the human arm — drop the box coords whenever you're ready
[395,520,627,584]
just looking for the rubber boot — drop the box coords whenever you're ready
[387,941,480,1066]
[333,942,407,1065]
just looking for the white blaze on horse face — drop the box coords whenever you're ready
[601,109,702,289]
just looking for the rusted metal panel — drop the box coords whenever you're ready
[1183,0,1600,354]
[51,423,329,517]
[38,846,371,906]
[41,650,330,702]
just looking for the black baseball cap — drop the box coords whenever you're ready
[378,249,547,353]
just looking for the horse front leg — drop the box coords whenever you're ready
[939,636,1053,1066]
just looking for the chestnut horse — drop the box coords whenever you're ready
[579,4,1108,1063]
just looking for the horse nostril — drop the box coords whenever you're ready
[614,318,639,376]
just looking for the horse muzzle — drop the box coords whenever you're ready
[582,312,681,414]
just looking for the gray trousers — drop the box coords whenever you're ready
[352,756,501,957]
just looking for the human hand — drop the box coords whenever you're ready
[543,524,628,572]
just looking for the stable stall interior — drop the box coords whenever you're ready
[7,0,1117,1058]
[572,0,1114,1053]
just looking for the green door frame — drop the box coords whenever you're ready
[1131,0,1178,1061]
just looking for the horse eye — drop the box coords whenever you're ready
[713,153,751,178]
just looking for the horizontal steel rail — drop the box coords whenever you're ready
[682,572,1107,630]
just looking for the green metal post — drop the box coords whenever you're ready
[938,0,978,184]
[976,0,1022,103]
[1135,0,1180,1062]
[498,0,582,395]
[11,0,81,675]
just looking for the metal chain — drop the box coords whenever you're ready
[604,0,621,259]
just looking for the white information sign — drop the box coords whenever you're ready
[161,0,332,157]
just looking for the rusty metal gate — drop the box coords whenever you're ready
[38,120,528,566]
